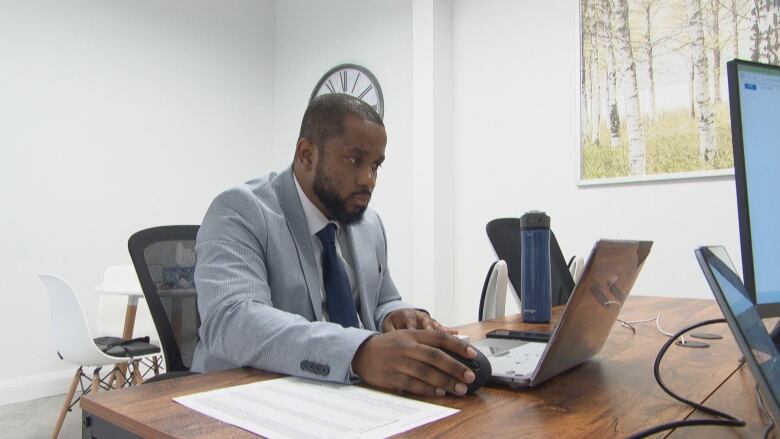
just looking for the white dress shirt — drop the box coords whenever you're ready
[294,174,363,326]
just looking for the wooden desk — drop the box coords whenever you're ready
[81,296,769,438]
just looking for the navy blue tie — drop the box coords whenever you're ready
[317,223,359,328]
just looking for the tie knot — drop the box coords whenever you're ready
[316,223,338,246]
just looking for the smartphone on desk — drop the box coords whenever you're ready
[486,329,551,342]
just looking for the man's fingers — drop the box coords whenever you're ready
[390,374,442,397]
[408,344,475,386]
[413,329,476,359]
[354,330,479,398]
[383,318,397,332]
[418,314,435,330]
[403,312,417,330]
[387,310,448,330]
[429,319,458,334]
[396,358,463,394]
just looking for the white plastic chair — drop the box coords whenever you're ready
[479,260,509,321]
[39,274,158,438]
[569,254,585,284]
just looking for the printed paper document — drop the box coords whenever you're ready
[174,377,459,439]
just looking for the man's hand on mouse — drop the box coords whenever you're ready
[351,329,477,397]
[382,309,458,334]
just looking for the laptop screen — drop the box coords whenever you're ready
[698,246,780,420]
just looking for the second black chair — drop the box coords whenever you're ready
[486,218,575,308]
[128,225,201,382]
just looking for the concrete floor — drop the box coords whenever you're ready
[0,393,81,438]
[0,360,164,438]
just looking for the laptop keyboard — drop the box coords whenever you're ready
[488,342,547,377]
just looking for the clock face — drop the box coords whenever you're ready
[310,64,384,119]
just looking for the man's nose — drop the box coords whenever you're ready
[356,166,376,189]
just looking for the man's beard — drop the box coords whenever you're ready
[313,167,369,226]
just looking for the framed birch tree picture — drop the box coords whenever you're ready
[579,0,780,184]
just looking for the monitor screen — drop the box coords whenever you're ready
[698,246,780,422]
[727,60,780,312]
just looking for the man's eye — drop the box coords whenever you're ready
[348,157,358,165]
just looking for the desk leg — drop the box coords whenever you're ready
[116,297,139,386]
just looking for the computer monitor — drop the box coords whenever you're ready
[727,59,780,316]
[695,246,780,425]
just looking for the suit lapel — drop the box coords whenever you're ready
[273,167,322,321]
[347,224,378,331]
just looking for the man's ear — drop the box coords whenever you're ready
[295,138,318,172]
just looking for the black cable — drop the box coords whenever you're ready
[625,318,745,439]
[628,418,745,438]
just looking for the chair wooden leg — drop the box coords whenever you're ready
[152,355,159,375]
[118,362,128,379]
[52,367,81,439]
[132,360,142,385]
[91,368,101,394]
[114,366,127,388]
[110,362,124,386]
[107,367,116,389]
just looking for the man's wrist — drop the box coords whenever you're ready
[350,332,378,382]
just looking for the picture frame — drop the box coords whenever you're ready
[577,0,779,185]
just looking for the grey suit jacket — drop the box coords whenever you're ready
[191,167,413,383]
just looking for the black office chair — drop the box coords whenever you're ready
[485,218,575,310]
[128,225,201,383]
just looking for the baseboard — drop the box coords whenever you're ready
[0,368,76,406]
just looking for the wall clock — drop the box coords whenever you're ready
[309,64,384,119]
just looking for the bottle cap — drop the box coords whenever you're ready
[520,211,550,230]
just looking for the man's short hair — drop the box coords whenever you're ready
[298,94,383,148]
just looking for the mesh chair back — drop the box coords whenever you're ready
[486,218,575,306]
[128,226,200,372]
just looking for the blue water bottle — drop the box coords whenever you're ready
[520,211,552,323]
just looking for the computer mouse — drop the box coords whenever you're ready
[443,347,492,394]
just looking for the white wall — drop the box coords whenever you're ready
[444,0,742,325]
[1,0,747,405]
[0,0,276,405]
[272,0,418,304]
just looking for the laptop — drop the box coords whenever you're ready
[695,245,780,424]
[473,239,652,388]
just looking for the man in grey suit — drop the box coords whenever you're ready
[192,94,476,396]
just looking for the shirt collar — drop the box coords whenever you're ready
[294,172,339,238]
